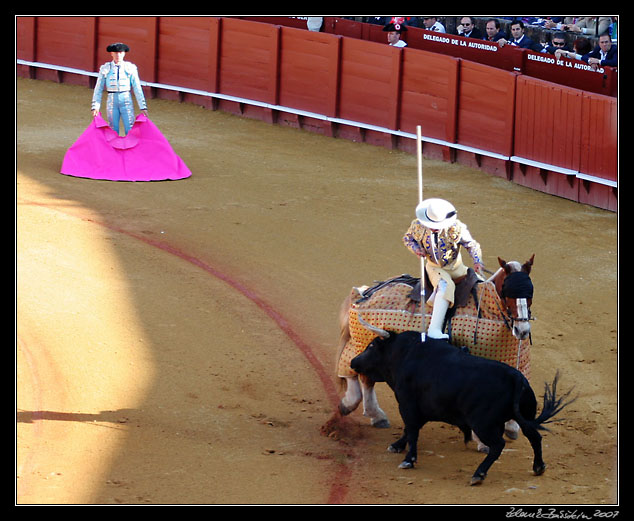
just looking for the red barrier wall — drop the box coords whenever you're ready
[457,61,517,156]
[278,27,341,117]
[16,16,617,210]
[399,49,459,143]
[515,76,583,172]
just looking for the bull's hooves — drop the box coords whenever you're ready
[372,419,390,429]
[387,444,403,454]
[470,476,485,486]
[534,464,547,476]
[398,461,414,469]
[505,430,519,440]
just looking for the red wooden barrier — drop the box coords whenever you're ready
[580,92,618,182]
[457,61,517,157]
[16,16,616,210]
[338,37,400,130]
[399,48,459,143]
[278,27,341,117]
[514,76,583,172]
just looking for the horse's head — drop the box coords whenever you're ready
[496,255,535,341]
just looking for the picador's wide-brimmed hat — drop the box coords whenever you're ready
[107,42,130,53]
[415,198,457,229]
[383,17,408,32]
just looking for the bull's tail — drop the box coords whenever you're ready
[513,371,576,432]
[532,371,576,430]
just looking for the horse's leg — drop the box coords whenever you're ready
[474,420,519,451]
[338,376,362,416]
[471,430,490,453]
[359,375,390,428]
[504,419,520,440]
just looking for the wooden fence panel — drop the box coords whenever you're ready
[457,61,517,156]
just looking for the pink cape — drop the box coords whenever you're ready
[61,113,192,181]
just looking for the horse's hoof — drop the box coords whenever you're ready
[398,461,414,469]
[338,403,352,416]
[505,429,519,440]
[372,419,390,429]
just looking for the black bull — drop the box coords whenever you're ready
[350,331,574,485]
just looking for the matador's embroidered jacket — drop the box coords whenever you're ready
[403,219,482,267]
[91,60,147,134]
[91,60,147,111]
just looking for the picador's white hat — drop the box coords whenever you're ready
[415,198,457,229]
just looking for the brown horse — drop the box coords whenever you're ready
[335,255,535,432]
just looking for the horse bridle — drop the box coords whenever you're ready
[499,271,535,339]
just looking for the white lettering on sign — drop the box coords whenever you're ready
[528,53,555,64]
[423,32,497,51]
[423,33,451,44]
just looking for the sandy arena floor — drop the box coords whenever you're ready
[16,77,618,506]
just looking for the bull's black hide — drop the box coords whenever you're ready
[350,331,573,485]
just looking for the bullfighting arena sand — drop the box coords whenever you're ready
[16,77,618,506]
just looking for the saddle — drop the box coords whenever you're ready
[356,269,479,310]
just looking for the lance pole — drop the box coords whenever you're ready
[417,125,426,342]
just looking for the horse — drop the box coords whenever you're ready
[334,255,535,435]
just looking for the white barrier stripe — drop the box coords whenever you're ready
[17,59,616,188]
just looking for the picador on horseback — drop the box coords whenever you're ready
[403,198,485,339]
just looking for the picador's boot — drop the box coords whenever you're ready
[427,291,450,340]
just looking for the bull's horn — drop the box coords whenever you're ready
[357,314,390,338]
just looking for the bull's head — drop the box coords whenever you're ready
[350,335,392,383]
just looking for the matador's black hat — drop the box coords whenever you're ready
[107,42,130,53]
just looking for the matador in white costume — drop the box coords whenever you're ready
[91,42,148,136]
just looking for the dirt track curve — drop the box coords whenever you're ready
[17,77,618,506]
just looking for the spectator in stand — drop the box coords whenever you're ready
[582,33,617,68]
[369,16,418,27]
[383,17,408,47]
[541,32,573,55]
[564,17,613,37]
[497,20,542,51]
[554,37,593,61]
[307,17,323,32]
[367,17,390,25]
[484,18,507,42]
[422,16,446,33]
[543,17,566,29]
[455,17,484,39]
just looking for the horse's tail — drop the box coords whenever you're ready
[335,291,353,392]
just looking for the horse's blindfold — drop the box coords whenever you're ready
[501,271,534,299]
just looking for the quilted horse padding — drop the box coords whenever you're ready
[337,276,530,380]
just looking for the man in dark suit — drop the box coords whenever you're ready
[542,32,573,55]
[497,19,542,51]
[583,33,618,68]
[484,18,507,42]
[456,17,483,39]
